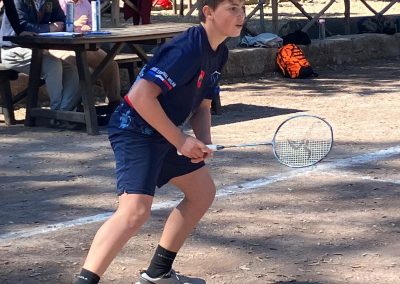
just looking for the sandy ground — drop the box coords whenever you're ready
[1,2,400,283]
[1,58,400,284]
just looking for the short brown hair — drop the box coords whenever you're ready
[198,0,226,23]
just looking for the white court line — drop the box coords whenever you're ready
[1,146,400,243]
[322,171,400,185]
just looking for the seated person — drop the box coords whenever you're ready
[0,0,80,112]
[1,0,36,36]
[123,0,152,25]
[50,0,121,113]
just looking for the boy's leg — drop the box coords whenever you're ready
[80,193,153,278]
[145,166,216,277]
[161,166,216,250]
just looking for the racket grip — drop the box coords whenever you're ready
[206,144,219,151]
[177,144,219,156]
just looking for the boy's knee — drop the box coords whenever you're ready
[121,207,151,233]
[202,184,217,206]
[204,186,216,204]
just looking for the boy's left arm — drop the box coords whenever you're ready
[190,99,212,145]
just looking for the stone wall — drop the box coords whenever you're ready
[223,33,400,78]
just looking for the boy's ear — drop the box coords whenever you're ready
[202,5,213,20]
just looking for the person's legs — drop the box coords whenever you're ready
[144,166,216,278]
[50,49,120,111]
[161,166,216,250]
[139,0,152,24]
[1,47,33,72]
[86,49,121,106]
[132,0,141,25]
[41,52,79,110]
[77,105,169,283]
[48,49,76,64]
[2,48,80,111]
[81,193,153,277]
[59,58,80,111]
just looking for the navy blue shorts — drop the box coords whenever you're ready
[108,99,205,196]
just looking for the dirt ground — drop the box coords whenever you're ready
[1,57,400,284]
[1,2,400,283]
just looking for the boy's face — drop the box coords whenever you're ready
[205,0,246,38]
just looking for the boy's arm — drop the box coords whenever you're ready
[128,80,211,161]
[190,99,212,145]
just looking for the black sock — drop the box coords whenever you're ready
[76,268,100,284]
[145,245,177,278]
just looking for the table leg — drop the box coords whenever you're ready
[91,42,125,84]
[75,50,99,135]
[24,48,43,127]
[180,0,184,16]
[129,44,150,62]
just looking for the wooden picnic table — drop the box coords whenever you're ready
[4,23,193,135]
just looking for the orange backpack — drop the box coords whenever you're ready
[276,44,317,78]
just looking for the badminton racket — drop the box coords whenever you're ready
[181,115,333,168]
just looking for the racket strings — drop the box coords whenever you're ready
[273,117,332,167]
[274,139,332,167]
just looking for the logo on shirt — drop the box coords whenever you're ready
[197,70,205,88]
[148,67,176,90]
[210,71,221,85]
[119,109,132,129]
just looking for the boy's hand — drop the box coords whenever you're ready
[178,135,212,163]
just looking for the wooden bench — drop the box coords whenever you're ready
[114,53,150,83]
[0,64,24,125]
[0,63,46,126]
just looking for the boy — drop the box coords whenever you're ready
[76,0,245,283]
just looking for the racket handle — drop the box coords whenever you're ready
[206,144,221,151]
[177,144,222,156]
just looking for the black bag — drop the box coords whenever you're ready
[282,30,311,46]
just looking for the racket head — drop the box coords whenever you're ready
[272,115,333,168]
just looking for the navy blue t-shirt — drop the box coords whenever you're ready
[136,25,229,126]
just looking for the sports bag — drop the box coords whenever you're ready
[276,44,318,79]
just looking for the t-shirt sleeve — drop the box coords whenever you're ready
[141,45,201,95]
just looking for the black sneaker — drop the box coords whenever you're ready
[49,119,83,130]
[97,114,111,126]
[135,269,206,284]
